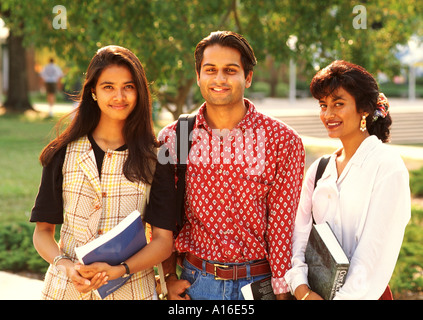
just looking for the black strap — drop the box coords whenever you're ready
[312,156,330,224]
[175,114,196,230]
[314,156,330,190]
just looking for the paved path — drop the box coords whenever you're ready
[0,271,43,300]
[252,97,423,144]
[1,97,421,300]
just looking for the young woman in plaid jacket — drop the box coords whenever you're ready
[31,46,174,300]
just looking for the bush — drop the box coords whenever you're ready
[379,82,423,98]
[410,167,423,197]
[391,207,423,297]
[0,222,49,274]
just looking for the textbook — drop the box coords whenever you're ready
[75,210,147,299]
[241,276,276,300]
[305,222,349,300]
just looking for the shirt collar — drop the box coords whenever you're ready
[329,135,381,168]
[195,98,258,133]
[349,135,381,166]
[322,136,382,182]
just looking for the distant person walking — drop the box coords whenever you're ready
[40,58,63,117]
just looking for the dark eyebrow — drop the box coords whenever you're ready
[99,80,135,86]
[202,63,241,69]
[331,94,347,101]
[319,95,347,103]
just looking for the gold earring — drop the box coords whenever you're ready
[360,114,367,132]
[92,92,97,101]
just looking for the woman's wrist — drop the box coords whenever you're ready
[300,288,312,300]
[55,257,74,276]
[294,284,312,300]
[120,262,131,278]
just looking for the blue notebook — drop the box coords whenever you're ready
[75,210,147,299]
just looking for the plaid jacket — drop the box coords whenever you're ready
[41,136,156,300]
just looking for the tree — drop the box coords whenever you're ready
[1,0,242,118]
[241,0,423,78]
[4,31,32,111]
[0,6,32,112]
[1,0,422,116]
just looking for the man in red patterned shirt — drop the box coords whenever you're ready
[155,31,305,300]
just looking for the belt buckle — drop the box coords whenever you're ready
[213,263,229,280]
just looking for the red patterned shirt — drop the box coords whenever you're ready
[158,99,305,294]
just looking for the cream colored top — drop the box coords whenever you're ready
[285,136,411,299]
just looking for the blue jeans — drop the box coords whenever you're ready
[180,258,270,300]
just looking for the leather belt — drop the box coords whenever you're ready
[185,253,271,280]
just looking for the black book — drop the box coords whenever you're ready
[241,276,276,300]
[305,222,349,300]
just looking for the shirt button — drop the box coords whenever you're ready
[102,192,107,197]
[107,153,112,158]
[94,204,101,210]
[220,199,225,204]
[98,229,103,235]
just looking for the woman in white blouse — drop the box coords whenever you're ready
[284,60,411,300]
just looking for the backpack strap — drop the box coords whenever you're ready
[175,114,196,230]
[314,156,330,190]
[312,155,330,224]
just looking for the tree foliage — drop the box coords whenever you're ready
[1,0,422,116]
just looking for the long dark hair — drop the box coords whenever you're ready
[310,60,392,142]
[40,45,158,183]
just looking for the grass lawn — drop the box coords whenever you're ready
[0,112,57,224]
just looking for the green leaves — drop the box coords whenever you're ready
[0,222,48,273]
[1,0,422,116]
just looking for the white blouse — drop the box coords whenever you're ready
[284,136,411,299]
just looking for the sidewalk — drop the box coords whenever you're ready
[0,271,43,300]
[252,96,423,117]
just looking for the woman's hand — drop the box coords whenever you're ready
[56,259,109,293]
[75,262,124,281]
[70,268,108,293]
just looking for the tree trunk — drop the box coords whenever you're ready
[3,32,33,112]
[162,78,196,121]
[265,55,280,98]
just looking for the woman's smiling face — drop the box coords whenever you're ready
[318,87,366,142]
[94,64,137,124]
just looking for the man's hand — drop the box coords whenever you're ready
[275,292,295,300]
[166,274,191,300]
